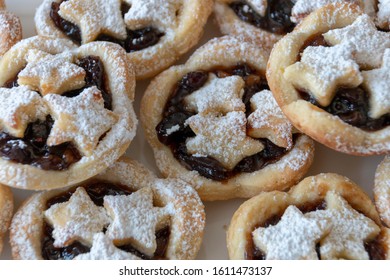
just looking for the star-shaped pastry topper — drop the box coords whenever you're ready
[284,43,362,107]
[44,87,118,156]
[377,0,390,29]
[75,233,140,260]
[124,0,181,31]
[59,0,127,44]
[324,14,390,68]
[184,73,245,115]
[104,187,170,257]
[252,205,331,260]
[362,48,390,119]
[185,111,264,170]
[18,49,86,96]
[247,90,293,149]
[44,187,111,247]
[0,86,48,138]
[307,191,381,260]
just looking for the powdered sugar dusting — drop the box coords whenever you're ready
[185,111,264,170]
[44,87,118,156]
[252,205,331,260]
[362,48,390,118]
[0,86,48,138]
[124,0,181,31]
[247,90,293,149]
[59,0,127,43]
[308,191,380,260]
[75,233,140,260]
[184,73,245,115]
[18,50,86,96]
[284,43,362,107]
[104,187,169,257]
[377,0,390,29]
[324,14,390,68]
[44,187,110,247]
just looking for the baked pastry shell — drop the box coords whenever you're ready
[35,0,213,80]
[374,156,390,227]
[227,173,390,260]
[0,36,137,190]
[266,3,390,155]
[10,157,205,260]
[141,36,314,201]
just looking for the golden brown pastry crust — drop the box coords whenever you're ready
[0,36,137,190]
[0,3,22,57]
[0,184,13,255]
[35,0,213,79]
[374,156,390,227]
[227,173,390,260]
[10,157,205,260]
[267,3,390,155]
[141,36,314,201]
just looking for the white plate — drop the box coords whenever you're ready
[1,0,385,260]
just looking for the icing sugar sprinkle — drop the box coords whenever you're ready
[253,205,331,260]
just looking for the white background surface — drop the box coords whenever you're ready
[1,0,385,260]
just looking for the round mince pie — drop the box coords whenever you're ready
[0,0,22,56]
[0,36,137,190]
[10,157,205,260]
[227,173,390,260]
[374,156,390,228]
[141,36,314,201]
[35,0,213,80]
[0,184,13,255]
[267,3,390,155]
[214,0,374,53]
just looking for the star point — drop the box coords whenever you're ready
[59,0,127,44]
[44,87,118,156]
[185,111,264,170]
[247,90,293,149]
[44,187,110,247]
[104,187,169,257]
[0,86,48,138]
[252,205,331,260]
[18,49,86,96]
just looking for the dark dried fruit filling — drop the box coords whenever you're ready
[0,56,111,171]
[297,35,390,131]
[230,0,295,35]
[156,64,298,182]
[42,181,170,260]
[50,0,163,52]
[245,201,386,260]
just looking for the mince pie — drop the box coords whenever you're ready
[10,157,205,260]
[0,0,22,56]
[0,184,13,255]
[35,0,213,79]
[214,0,374,53]
[0,36,137,190]
[227,173,390,260]
[267,3,390,155]
[141,36,314,201]
[374,156,390,228]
